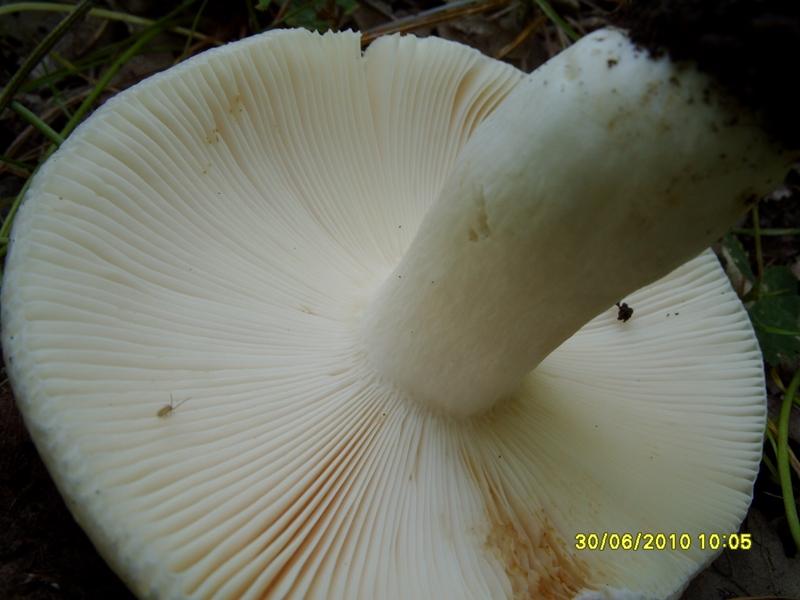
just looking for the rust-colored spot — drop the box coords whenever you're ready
[640,80,661,107]
[469,197,491,242]
[563,61,579,81]
[460,449,592,599]
[256,407,388,599]
[228,94,242,115]
[205,125,223,145]
[606,107,630,132]
[487,507,592,599]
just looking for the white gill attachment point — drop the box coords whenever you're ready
[361,28,790,417]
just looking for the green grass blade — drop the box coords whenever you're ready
[750,313,800,337]
[178,0,211,62]
[1,0,199,253]
[778,369,800,552]
[10,101,65,146]
[766,423,780,458]
[762,450,780,484]
[734,227,800,236]
[0,155,34,176]
[20,37,151,93]
[532,0,579,43]
[0,0,95,116]
[60,0,199,139]
[0,2,220,45]
[771,368,800,410]
[752,203,765,280]
[0,178,33,243]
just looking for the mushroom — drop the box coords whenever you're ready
[1,22,795,600]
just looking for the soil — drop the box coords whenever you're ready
[0,382,133,599]
[616,0,800,150]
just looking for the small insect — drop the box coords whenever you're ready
[615,301,634,323]
[157,394,189,418]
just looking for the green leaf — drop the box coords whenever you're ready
[255,0,272,11]
[749,288,800,365]
[285,5,327,29]
[760,265,799,297]
[278,0,354,28]
[336,0,357,14]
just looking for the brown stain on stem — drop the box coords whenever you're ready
[468,194,491,242]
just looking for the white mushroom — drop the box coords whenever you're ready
[1,26,793,600]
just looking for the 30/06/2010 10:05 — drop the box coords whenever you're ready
[575,532,753,552]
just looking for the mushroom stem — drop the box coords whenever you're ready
[361,28,793,418]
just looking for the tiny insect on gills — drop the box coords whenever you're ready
[616,302,634,323]
[156,394,189,418]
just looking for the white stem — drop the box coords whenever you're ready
[361,28,793,418]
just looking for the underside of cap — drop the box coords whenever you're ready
[1,28,764,600]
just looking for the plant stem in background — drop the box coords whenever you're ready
[178,0,211,63]
[61,0,196,139]
[734,227,800,236]
[771,367,800,408]
[531,0,579,42]
[778,369,800,552]
[0,155,34,177]
[495,14,546,59]
[0,0,95,116]
[0,2,219,45]
[361,0,509,43]
[10,102,65,146]
[764,425,781,482]
[0,0,199,258]
[0,178,32,244]
[751,203,765,280]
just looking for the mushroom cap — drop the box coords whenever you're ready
[1,29,764,600]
